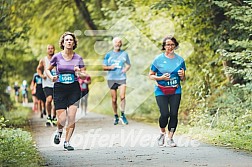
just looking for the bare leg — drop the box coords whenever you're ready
[52,100,56,117]
[80,96,84,113]
[119,84,126,112]
[65,105,77,142]
[160,128,166,134]
[57,109,67,130]
[46,95,53,117]
[37,100,42,116]
[110,89,117,115]
[32,95,37,111]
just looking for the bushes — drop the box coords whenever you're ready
[188,83,252,152]
[0,106,42,166]
[4,106,31,128]
[0,127,41,166]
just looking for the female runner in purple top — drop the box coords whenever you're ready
[45,32,88,151]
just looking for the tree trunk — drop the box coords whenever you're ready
[74,0,97,31]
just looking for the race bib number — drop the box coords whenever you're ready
[167,77,178,86]
[113,60,122,69]
[59,74,75,84]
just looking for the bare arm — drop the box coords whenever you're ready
[30,80,35,90]
[86,79,91,84]
[84,75,91,84]
[37,58,46,79]
[178,68,186,81]
[45,65,58,82]
[149,70,170,81]
[102,65,115,71]
[122,64,131,73]
[74,66,89,80]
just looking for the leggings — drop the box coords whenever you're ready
[155,94,181,132]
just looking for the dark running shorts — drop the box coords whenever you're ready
[36,84,46,102]
[107,80,126,90]
[53,81,81,110]
[43,87,53,98]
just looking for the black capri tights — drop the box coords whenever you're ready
[155,94,181,132]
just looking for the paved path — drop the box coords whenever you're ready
[30,111,252,167]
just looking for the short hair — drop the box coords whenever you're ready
[112,37,122,44]
[59,32,78,50]
[161,36,179,50]
[47,44,55,49]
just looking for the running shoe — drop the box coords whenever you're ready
[114,115,119,125]
[167,138,177,147]
[40,113,43,118]
[51,117,57,127]
[45,117,52,127]
[157,133,165,147]
[54,131,62,144]
[120,115,128,125]
[64,141,74,151]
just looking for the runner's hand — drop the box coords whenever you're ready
[178,68,184,78]
[161,73,170,81]
[110,65,115,70]
[52,75,58,82]
[42,75,47,79]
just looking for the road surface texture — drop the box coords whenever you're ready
[30,111,252,167]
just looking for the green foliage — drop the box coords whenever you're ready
[1,0,251,153]
[0,128,41,166]
[177,126,252,152]
[214,0,252,84]
[129,96,159,124]
[147,0,252,152]
[0,106,42,166]
[4,106,32,128]
[190,0,252,151]
[0,0,36,110]
[188,82,252,151]
[0,117,8,130]
[0,0,29,45]
[219,50,252,83]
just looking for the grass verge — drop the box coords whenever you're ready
[176,125,252,153]
[0,104,43,166]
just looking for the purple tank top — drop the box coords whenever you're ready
[50,52,85,83]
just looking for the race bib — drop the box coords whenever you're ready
[167,77,178,86]
[59,73,75,84]
[113,60,122,68]
[36,77,42,84]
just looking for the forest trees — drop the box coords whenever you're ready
[1,0,251,125]
[214,0,252,84]
[0,0,32,111]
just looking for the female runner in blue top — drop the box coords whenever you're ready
[149,36,186,147]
